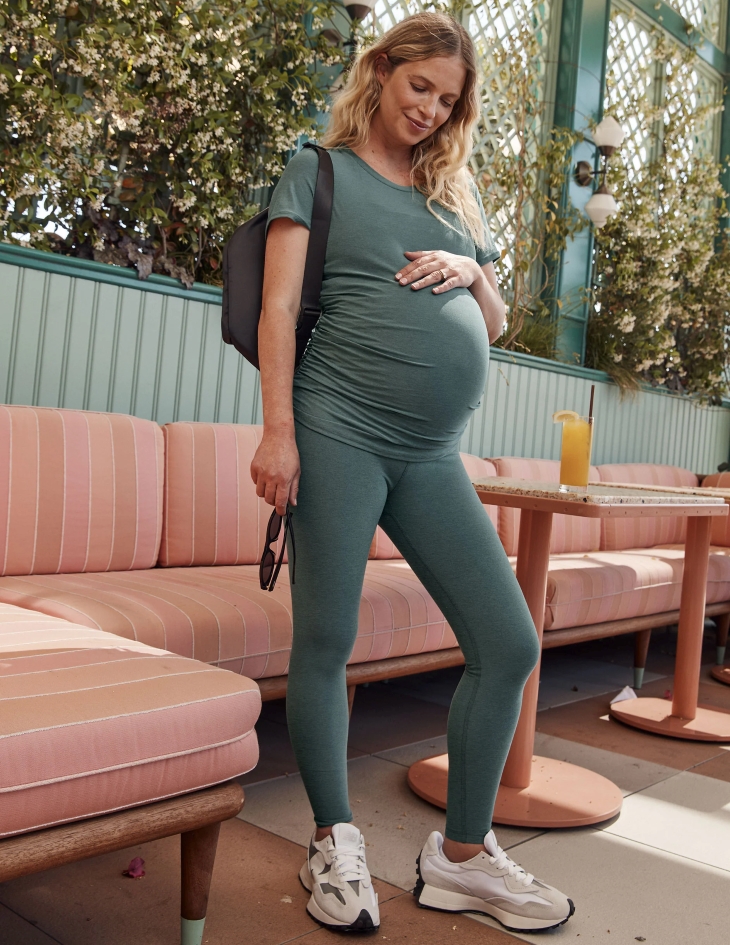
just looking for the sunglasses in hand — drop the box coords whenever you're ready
[259,507,296,592]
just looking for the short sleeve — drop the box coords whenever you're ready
[266,146,319,233]
[472,181,500,266]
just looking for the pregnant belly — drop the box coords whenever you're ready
[300,288,490,440]
[396,292,490,430]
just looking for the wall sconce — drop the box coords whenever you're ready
[345,0,376,20]
[322,1,376,55]
[574,116,625,228]
[344,1,375,58]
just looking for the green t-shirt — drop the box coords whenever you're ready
[267,147,499,460]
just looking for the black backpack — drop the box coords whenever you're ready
[221,143,334,369]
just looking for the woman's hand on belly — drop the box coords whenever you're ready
[395,250,482,294]
[395,252,506,343]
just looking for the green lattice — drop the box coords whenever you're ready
[606,2,721,179]
[605,7,658,176]
[665,0,724,46]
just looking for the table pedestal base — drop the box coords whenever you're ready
[610,697,730,740]
[407,754,623,828]
[711,665,730,686]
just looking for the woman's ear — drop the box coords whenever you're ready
[374,54,391,87]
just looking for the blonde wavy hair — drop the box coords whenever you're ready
[321,12,486,247]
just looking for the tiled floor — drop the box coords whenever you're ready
[2,630,729,944]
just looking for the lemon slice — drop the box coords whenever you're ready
[553,410,579,423]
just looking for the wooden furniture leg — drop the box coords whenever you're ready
[181,822,221,945]
[347,684,357,717]
[714,612,730,666]
[633,628,652,689]
[711,613,730,685]
[0,783,243,942]
[408,508,623,828]
[612,516,730,738]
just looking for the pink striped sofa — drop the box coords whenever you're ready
[6,403,726,940]
[0,406,262,944]
[2,405,728,702]
[0,409,497,695]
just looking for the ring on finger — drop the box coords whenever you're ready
[438,268,447,281]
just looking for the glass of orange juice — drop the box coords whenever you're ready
[554,411,593,489]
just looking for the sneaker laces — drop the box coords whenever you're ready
[331,839,368,883]
[488,842,534,887]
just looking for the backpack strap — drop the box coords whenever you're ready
[295,143,334,361]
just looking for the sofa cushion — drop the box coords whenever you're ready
[544,545,730,631]
[596,463,698,550]
[653,544,730,604]
[493,458,600,555]
[0,562,455,680]
[0,405,163,576]
[161,422,279,567]
[368,454,498,559]
[701,472,730,547]
[0,603,260,839]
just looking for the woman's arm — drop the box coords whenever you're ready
[396,251,506,344]
[250,217,310,515]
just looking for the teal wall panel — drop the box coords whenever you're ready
[0,257,263,426]
[2,249,728,473]
[460,350,730,473]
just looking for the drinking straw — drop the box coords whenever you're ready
[588,384,595,424]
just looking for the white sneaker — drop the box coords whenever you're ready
[414,830,574,932]
[299,823,380,933]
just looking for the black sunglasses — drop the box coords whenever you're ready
[259,507,295,592]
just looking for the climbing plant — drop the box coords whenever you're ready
[0,0,343,286]
[586,24,730,401]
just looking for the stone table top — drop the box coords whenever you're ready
[470,477,729,518]
[588,480,730,500]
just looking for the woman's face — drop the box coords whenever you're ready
[374,55,467,148]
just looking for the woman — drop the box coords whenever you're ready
[251,11,574,936]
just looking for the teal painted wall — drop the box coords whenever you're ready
[1,247,261,425]
[460,351,730,474]
[2,245,729,473]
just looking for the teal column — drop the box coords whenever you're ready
[718,15,730,226]
[552,0,611,365]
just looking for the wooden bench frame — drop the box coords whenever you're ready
[0,782,243,945]
[256,604,730,707]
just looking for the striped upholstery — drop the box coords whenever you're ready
[493,458,601,556]
[0,562,454,680]
[654,544,730,604]
[368,454,498,559]
[0,405,163,576]
[701,472,730,546]
[545,549,682,630]
[597,463,698,550]
[0,603,260,839]
[544,545,730,630]
[161,422,277,567]
[368,528,403,560]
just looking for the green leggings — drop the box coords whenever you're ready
[286,424,539,844]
